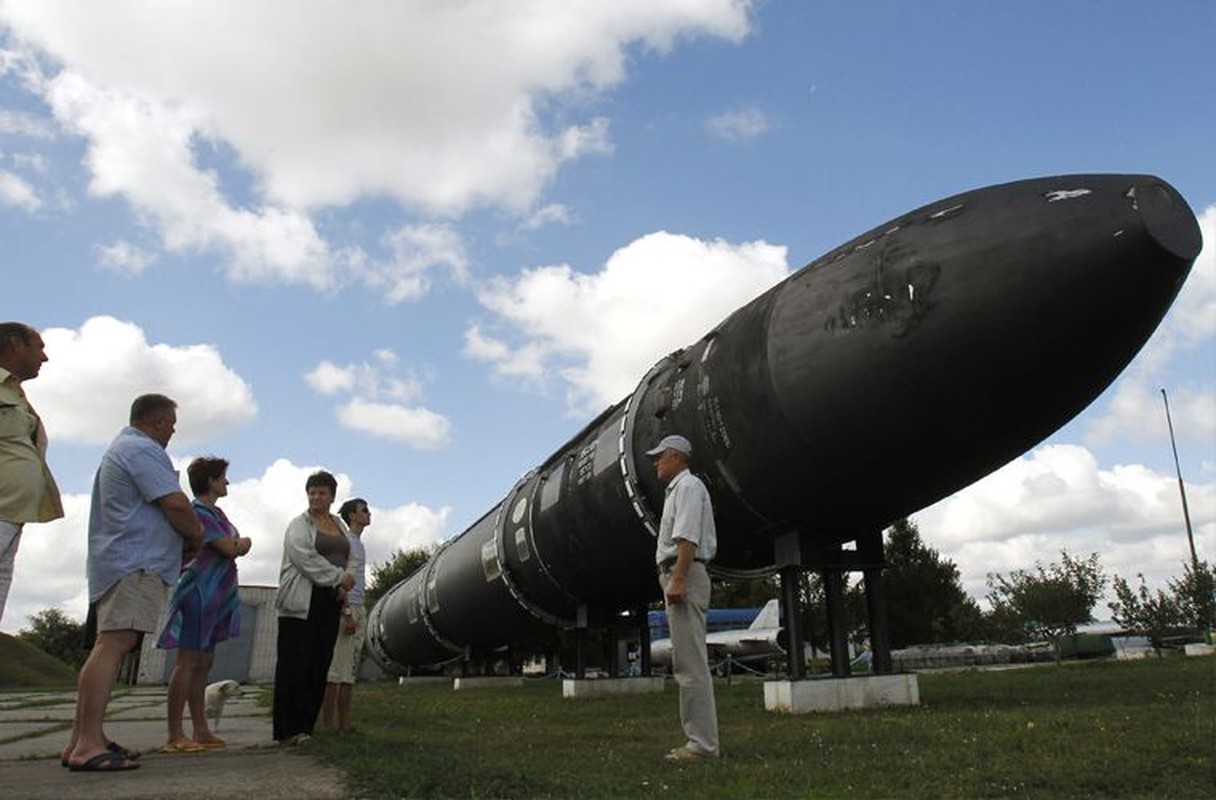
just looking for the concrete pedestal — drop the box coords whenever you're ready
[452,676,525,691]
[397,676,451,686]
[764,673,919,714]
[562,676,666,699]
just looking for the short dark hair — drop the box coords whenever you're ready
[0,322,35,353]
[338,497,367,524]
[187,456,229,496]
[130,393,177,425]
[305,470,338,494]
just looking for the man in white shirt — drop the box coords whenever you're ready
[647,433,720,762]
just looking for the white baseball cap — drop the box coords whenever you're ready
[645,434,692,457]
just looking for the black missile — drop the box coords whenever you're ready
[367,174,1201,671]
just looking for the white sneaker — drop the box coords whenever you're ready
[664,745,716,762]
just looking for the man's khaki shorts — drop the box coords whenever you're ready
[327,605,368,684]
[93,570,169,634]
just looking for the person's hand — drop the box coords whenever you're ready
[182,538,202,563]
[342,614,357,635]
[237,537,252,556]
[665,574,687,604]
[341,573,355,591]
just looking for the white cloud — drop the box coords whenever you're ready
[305,351,449,449]
[94,238,155,274]
[0,107,54,137]
[1084,204,1216,447]
[10,152,49,172]
[1085,381,1215,449]
[520,203,577,231]
[705,106,771,142]
[2,457,450,631]
[303,360,357,396]
[462,326,512,363]
[1165,204,1216,347]
[305,351,423,403]
[0,168,40,210]
[28,316,257,445]
[365,223,470,305]
[468,230,790,414]
[1,493,92,631]
[915,443,1216,606]
[336,398,451,450]
[43,71,337,288]
[0,1,754,291]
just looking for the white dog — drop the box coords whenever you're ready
[204,679,243,731]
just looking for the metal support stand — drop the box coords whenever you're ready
[574,605,588,680]
[779,565,806,680]
[856,528,892,674]
[637,604,652,676]
[824,567,850,677]
[764,527,919,714]
[607,619,620,678]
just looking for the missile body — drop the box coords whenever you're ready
[368,174,1201,672]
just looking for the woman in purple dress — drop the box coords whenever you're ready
[156,456,252,752]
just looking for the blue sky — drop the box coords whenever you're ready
[2,1,1212,633]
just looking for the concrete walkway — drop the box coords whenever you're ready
[0,686,346,799]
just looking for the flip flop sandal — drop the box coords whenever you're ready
[61,740,139,768]
[108,741,141,760]
[68,750,140,772]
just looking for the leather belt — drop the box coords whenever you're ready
[658,557,707,573]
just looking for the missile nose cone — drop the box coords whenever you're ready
[704,174,1201,559]
[1133,178,1203,263]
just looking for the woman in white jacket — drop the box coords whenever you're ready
[272,470,357,745]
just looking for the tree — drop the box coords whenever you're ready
[789,570,869,669]
[976,599,1026,645]
[882,518,984,648]
[1169,559,1215,636]
[364,546,434,608]
[1108,573,1183,655]
[17,607,86,669]
[986,551,1106,659]
[711,575,778,609]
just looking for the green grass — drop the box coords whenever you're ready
[0,633,77,689]
[303,656,1214,798]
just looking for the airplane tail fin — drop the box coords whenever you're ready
[749,598,781,630]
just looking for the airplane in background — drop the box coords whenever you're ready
[650,598,785,672]
[647,605,761,642]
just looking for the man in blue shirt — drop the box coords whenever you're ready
[62,394,203,772]
[648,433,720,762]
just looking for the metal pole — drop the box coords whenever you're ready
[1161,389,1199,570]
[779,566,806,680]
[824,568,851,678]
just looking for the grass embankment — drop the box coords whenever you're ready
[306,657,1213,798]
[0,633,76,689]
